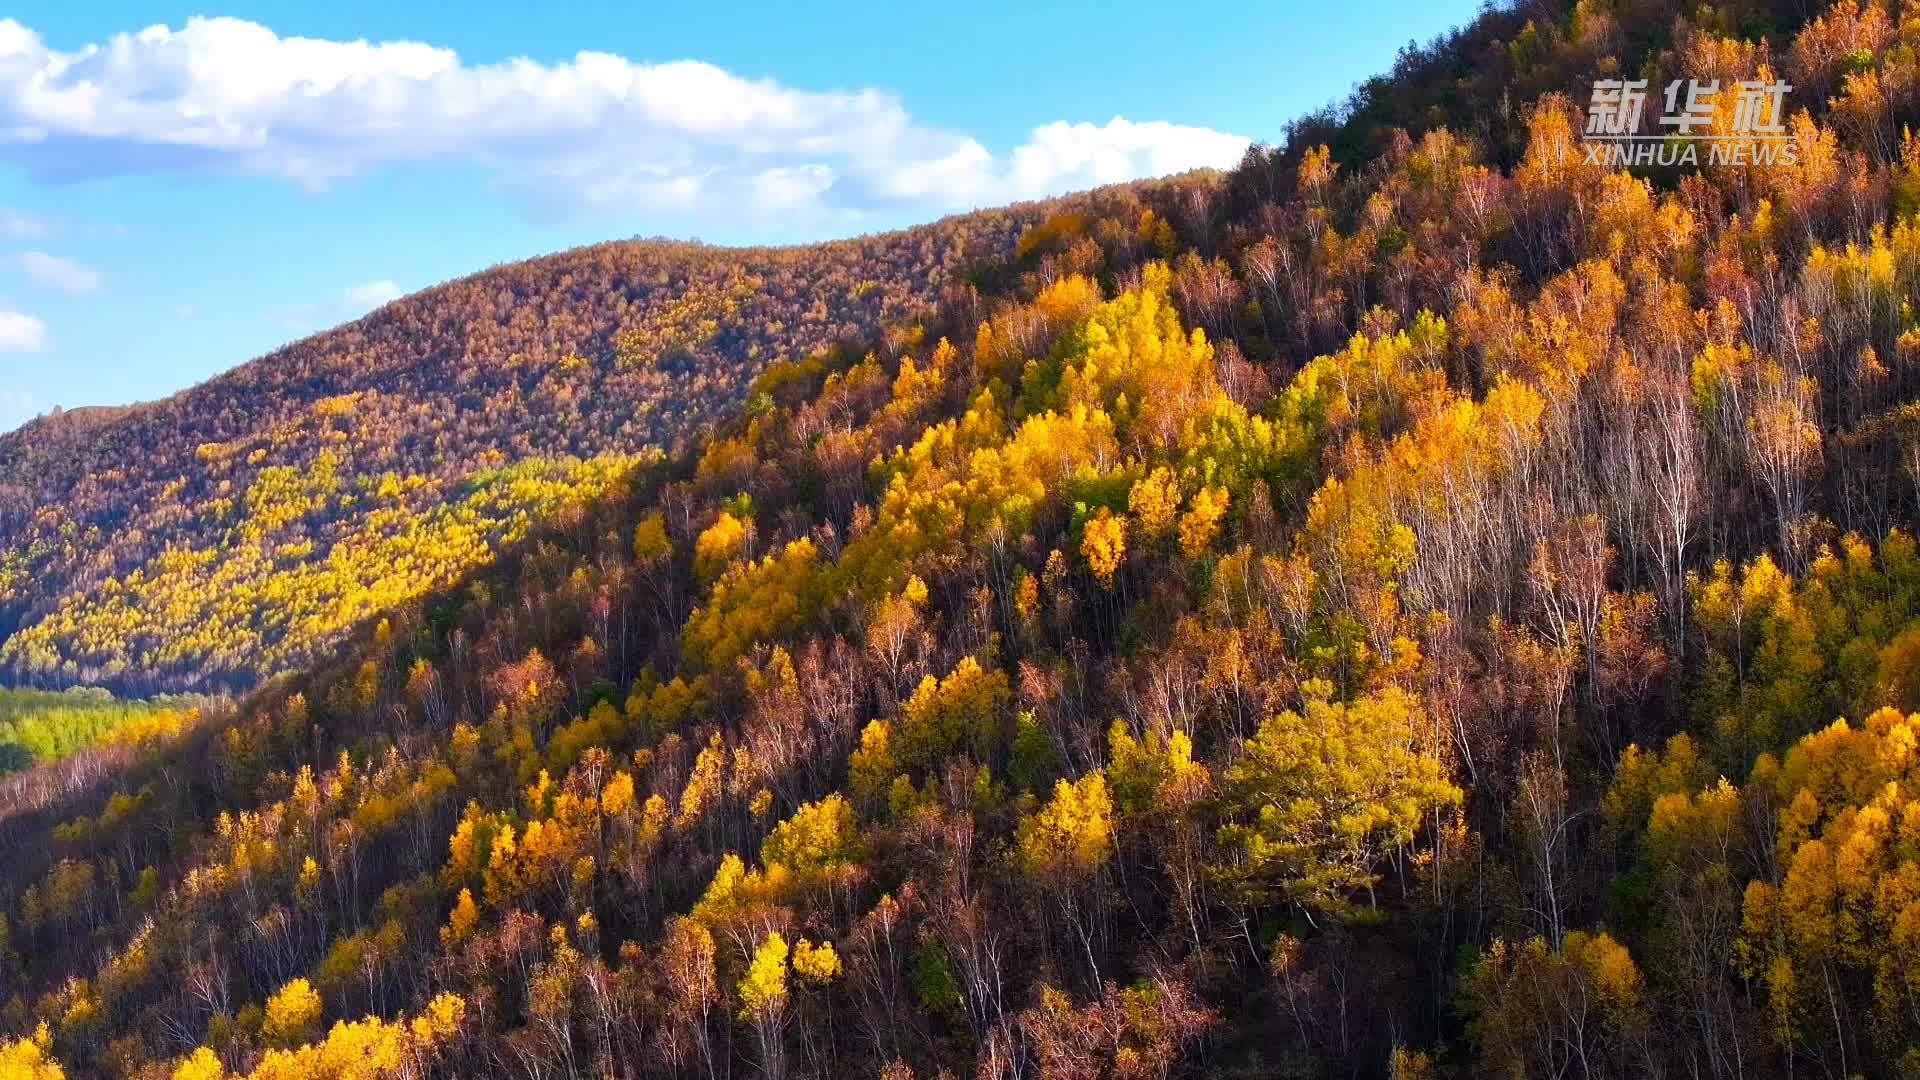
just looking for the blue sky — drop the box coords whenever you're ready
[0,1,1485,433]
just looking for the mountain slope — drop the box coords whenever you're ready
[0,187,1195,693]
[20,1,1920,1078]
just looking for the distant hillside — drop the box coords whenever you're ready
[0,183,1203,692]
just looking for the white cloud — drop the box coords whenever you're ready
[344,279,403,309]
[0,17,1251,226]
[17,251,100,293]
[1006,120,1254,200]
[0,210,47,238]
[0,309,47,351]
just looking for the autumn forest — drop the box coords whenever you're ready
[12,1,1920,1078]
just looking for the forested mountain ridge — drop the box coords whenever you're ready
[0,190,1205,693]
[17,0,1920,1078]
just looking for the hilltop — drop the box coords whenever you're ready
[0,186,1203,693]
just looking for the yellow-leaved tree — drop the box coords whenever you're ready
[263,977,323,1047]
[0,1023,64,1080]
[1218,685,1460,915]
[1018,771,1116,982]
[1081,509,1127,589]
[739,932,792,1079]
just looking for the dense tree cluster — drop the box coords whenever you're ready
[0,454,640,690]
[0,687,206,775]
[18,0,1920,1076]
